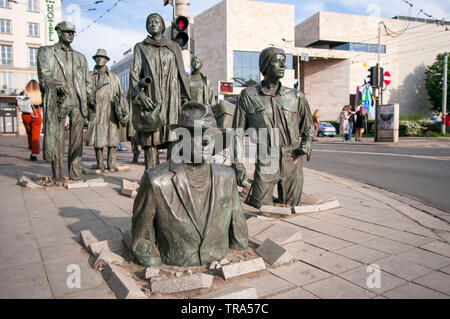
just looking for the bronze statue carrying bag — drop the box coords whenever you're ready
[131,76,166,132]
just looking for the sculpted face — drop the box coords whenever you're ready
[265,53,286,80]
[191,57,203,72]
[189,132,215,163]
[147,15,164,36]
[94,56,108,67]
[57,30,75,45]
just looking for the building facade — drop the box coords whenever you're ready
[0,0,62,135]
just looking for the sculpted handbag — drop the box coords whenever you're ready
[16,95,38,118]
[131,77,166,132]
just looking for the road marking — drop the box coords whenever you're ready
[314,149,450,161]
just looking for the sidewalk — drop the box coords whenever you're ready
[0,135,449,299]
[317,136,450,148]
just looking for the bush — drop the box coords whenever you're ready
[398,120,434,136]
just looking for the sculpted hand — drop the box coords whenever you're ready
[234,165,250,188]
[138,92,154,111]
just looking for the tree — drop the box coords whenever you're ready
[424,52,450,112]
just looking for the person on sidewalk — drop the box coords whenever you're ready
[86,49,129,172]
[312,109,320,141]
[339,105,349,142]
[232,47,315,209]
[21,80,42,161]
[355,106,367,142]
[37,21,94,183]
[132,102,248,266]
[347,105,355,142]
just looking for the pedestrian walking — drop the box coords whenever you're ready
[355,106,367,142]
[347,105,355,142]
[312,109,320,141]
[20,80,42,161]
[338,106,349,142]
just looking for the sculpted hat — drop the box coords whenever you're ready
[259,47,285,75]
[93,49,110,61]
[55,21,76,33]
[169,102,223,131]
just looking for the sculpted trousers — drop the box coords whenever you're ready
[95,147,116,170]
[143,146,159,169]
[246,145,304,208]
[52,107,84,181]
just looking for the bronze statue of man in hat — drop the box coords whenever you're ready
[129,13,191,170]
[132,102,248,267]
[232,47,315,208]
[86,49,129,171]
[37,21,94,183]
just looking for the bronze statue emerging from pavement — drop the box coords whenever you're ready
[86,49,129,171]
[132,102,248,267]
[232,47,315,208]
[37,21,93,183]
[130,13,191,169]
[189,55,214,105]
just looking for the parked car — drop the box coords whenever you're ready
[317,122,336,137]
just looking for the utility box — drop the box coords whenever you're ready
[376,103,399,142]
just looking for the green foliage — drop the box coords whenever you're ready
[424,52,450,112]
[399,112,427,121]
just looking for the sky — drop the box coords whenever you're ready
[60,0,450,68]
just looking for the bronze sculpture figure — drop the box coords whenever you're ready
[189,55,214,105]
[132,102,248,267]
[86,49,129,171]
[232,47,315,208]
[37,21,93,182]
[129,13,191,169]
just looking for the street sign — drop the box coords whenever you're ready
[219,81,233,94]
[384,71,391,86]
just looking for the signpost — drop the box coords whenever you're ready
[217,81,233,102]
[384,71,391,86]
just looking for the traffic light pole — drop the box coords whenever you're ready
[442,54,448,134]
[375,22,382,142]
[173,0,191,74]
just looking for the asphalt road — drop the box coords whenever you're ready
[304,140,450,212]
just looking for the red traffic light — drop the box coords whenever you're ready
[175,16,189,31]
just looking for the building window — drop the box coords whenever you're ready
[27,0,38,12]
[120,73,129,92]
[28,23,39,37]
[0,45,12,66]
[0,19,11,33]
[28,47,37,68]
[333,42,386,54]
[0,0,11,9]
[29,74,38,82]
[1,72,13,91]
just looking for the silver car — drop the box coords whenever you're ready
[317,122,336,137]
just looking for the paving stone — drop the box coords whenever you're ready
[194,286,257,299]
[150,273,214,294]
[246,217,274,238]
[58,286,116,299]
[318,199,341,211]
[232,273,295,298]
[331,229,379,244]
[0,247,44,269]
[385,231,436,247]
[83,169,101,175]
[0,262,47,288]
[254,222,303,245]
[88,182,108,188]
[420,241,450,258]
[269,261,332,286]
[303,276,376,299]
[117,165,130,172]
[383,282,448,299]
[121,179,139,197]
[102,263,147,299]
[48,267,106,298]
[260,205,292,216]
[219,258,266,279]
[405,226,440,239]
[282,241,327,260]
[94,248,125,269]
[361,238,413,255]
[80,230,98,249]
[339,265,407,294]
[18,175,42,189]
[300,251,362,275]
[256,239,294,266]
[396,248,450,269]
[334,245,389,264]
[292,205,320,214]
[303,234,354,251]
[120,229,132,252]
[66,182,89,189]
[439,264,450,275]
[90,239,126,257]
[85,178,104,183]
[145,268,160,279]
[268,287,318,299]
[0,279,52,299]
[413,271,450,295]
[375,256,434,281]
[43,255,92,278]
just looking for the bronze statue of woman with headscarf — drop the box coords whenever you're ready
[129,13,191,169]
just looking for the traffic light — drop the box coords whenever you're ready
[367,66,384,87]
[172,16,189,49]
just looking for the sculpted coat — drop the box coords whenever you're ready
[131,160,248,267]
[86,66,128,148]
[37,43,92,162]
